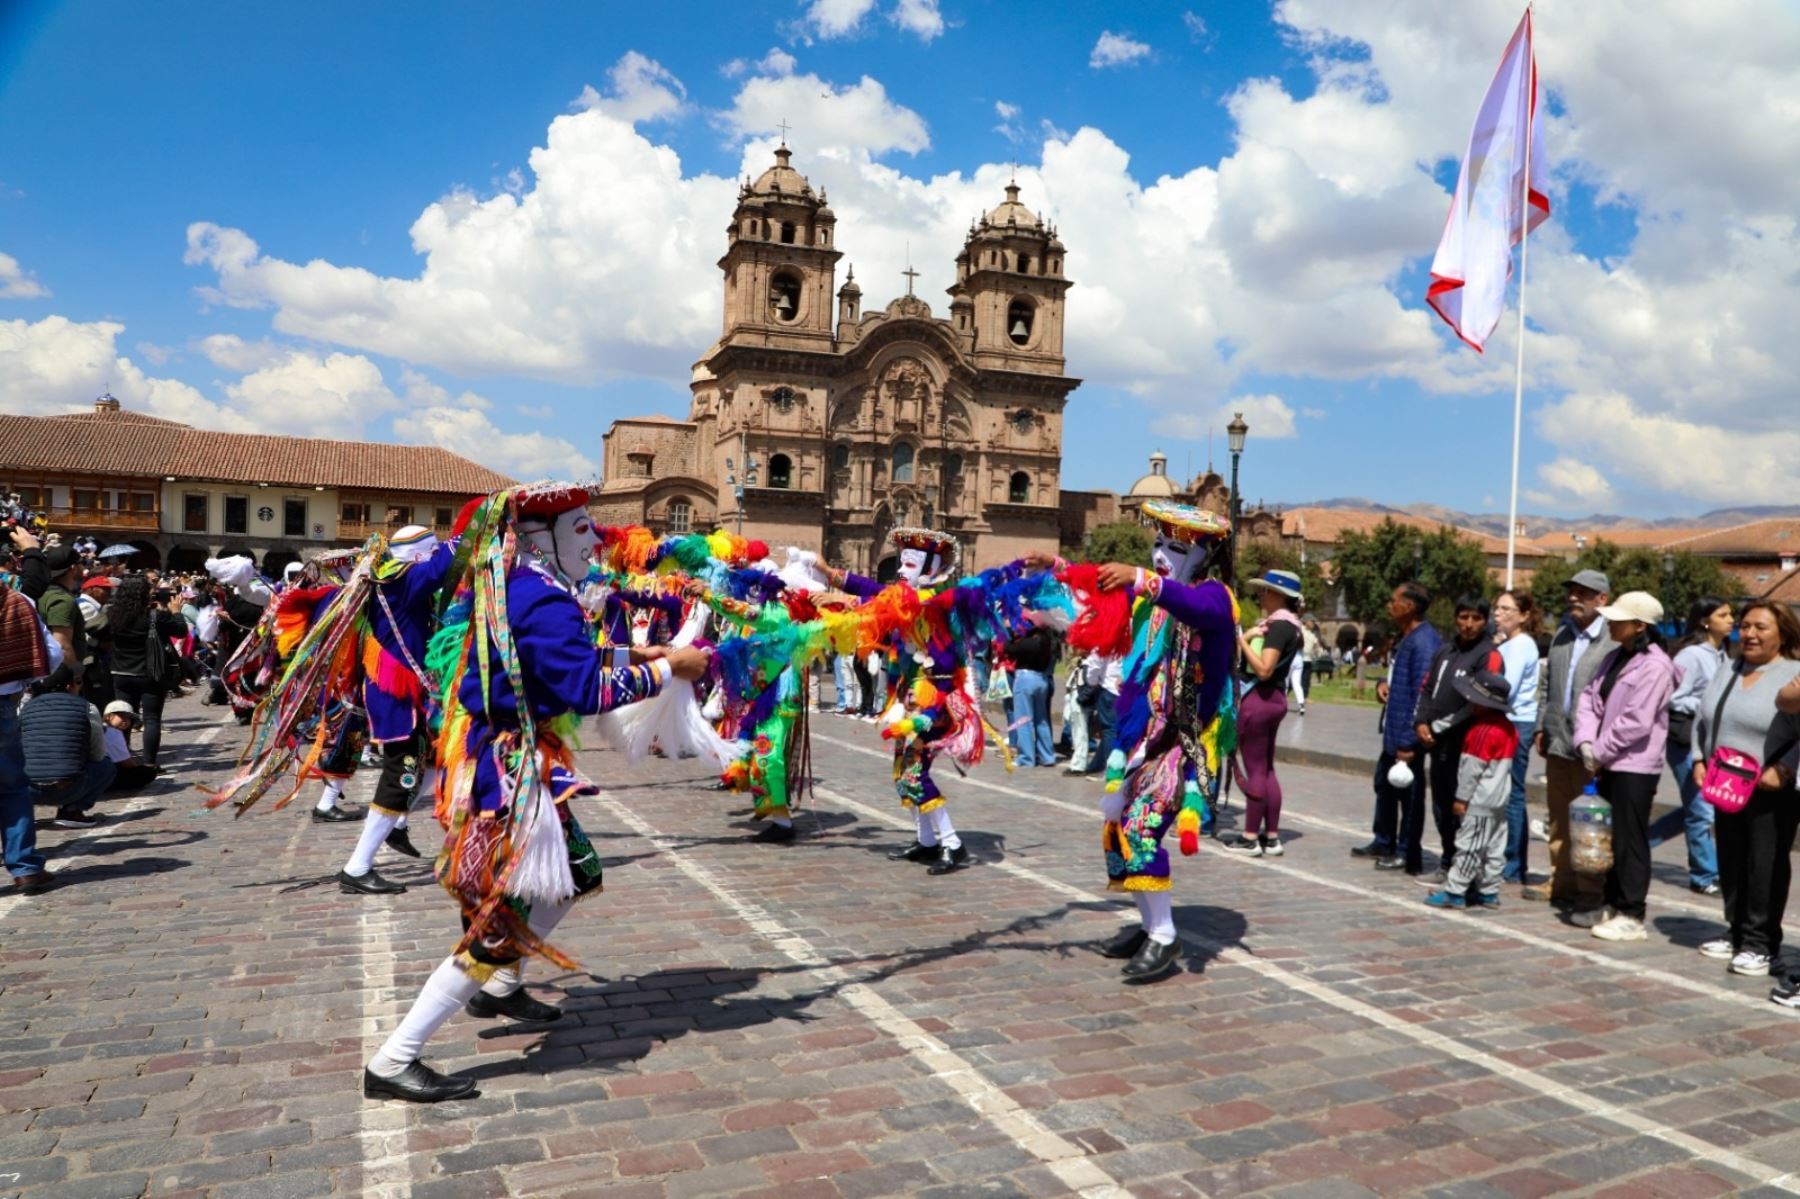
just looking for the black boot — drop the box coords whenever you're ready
[338,868,407,895]
[1121,936,1180,981]
[467,987,562,1024]
[752,823,797,844]
[888,840,935,862]
[384,825,421,858]
[362,1060,476,1103]
[312,805,359,824]
[1099,926,1149,960]
[927,843,969,875]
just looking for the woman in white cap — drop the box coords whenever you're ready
[1572,591,1679,943]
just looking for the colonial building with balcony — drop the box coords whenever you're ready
[594,146,1089,578]
[0,396,512,571]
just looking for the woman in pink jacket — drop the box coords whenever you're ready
[1573,591,1681,944]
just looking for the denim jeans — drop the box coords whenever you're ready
[832,654,858,712]
[34,756,117,816]
[1648,739,1717,889]
[1090,690,1118,773]
[0,696,45,878]
[1503,720,1536,882]
[1011,668,1055,767]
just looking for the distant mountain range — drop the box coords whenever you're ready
[1296,499,1800,539]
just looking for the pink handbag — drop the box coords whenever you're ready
[1700,746,1760,814]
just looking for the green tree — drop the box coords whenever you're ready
[1235,540,1327,620]
[1078,521,1152,568]
[1528,541,1742,629]
[1333,519,1492,626]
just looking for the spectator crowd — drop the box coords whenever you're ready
[2,527,260,894]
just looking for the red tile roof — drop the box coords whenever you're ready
[1662,519,1800,557]
[1282,507,1551,558]
[0,407,513,496]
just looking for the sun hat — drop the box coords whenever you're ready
[1139,498,1230,544]
[1595,591,1663,625]
[1244,569,1303,600]
[1453,669,1512,713]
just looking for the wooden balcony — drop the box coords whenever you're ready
[47,506,161,533]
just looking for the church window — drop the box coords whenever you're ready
[768,454,792,489]
[1009,471,1031,504]
[769,271,802,322]
[780,221,796,245]
[892,442,915,484]
[667,499,691,533]
[770,386,796,413]
[1018,253,1031,274]
[832,443,850,470]
[1011,408,1034,434]
[1008,298,1034,346]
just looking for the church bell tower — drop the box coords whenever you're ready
[718,144,842,352]
[946,182,1071,376]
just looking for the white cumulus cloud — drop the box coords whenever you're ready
[1090,31,1152,69]
[890,0,943,40]
[1155,394,1298,441]
[0,252,46,299]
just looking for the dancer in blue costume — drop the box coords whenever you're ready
[362,484,709,1103]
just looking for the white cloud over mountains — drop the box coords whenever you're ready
[6,2,1796,505]
[0,252,47,299]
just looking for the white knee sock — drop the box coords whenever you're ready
[368,956,481,1076]
[479,896,577,998]
[315,778,344,813]
[1139,892,1176,945]
[343,808,402,877]
[929,807,961,852]
[915,807,938,848]
[396,812,408,829]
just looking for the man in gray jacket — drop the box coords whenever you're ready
[1523,569,1616,912]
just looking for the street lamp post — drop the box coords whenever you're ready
[1226,412,1248,580]
[725,427,759,536]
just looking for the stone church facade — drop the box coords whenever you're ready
[593,146,1086,577]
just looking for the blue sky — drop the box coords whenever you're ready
[3,1,1793,521]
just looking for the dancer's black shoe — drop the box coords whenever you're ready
[467,988,562,1023]
[384,826,421,858]
[887,840,935,862]
[1121,936,1180,980]
[312,806,359,824]
[1099,926,1148,960]
[338,868,407,895]
[362,1060,476,1103]
[927,844,969,875]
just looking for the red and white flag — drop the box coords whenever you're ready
[1426,9,1550,352]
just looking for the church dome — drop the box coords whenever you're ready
[985,183,1041,230]
[749,145,812,197]
[1128,450,1178,498]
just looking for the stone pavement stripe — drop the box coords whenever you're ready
[1276,804,1723,919]
[815,730,1777,1017]
[0,720,225,930]
[597,791,1134,1199]
[346,771,416,1199]
[810,780,1800,1196]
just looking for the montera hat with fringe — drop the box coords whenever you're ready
[1140,498,1231,544]
[888,526,960,585]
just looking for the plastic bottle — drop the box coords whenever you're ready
[1570,781,1613,874]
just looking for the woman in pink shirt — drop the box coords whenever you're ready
[1573,591,1681,944]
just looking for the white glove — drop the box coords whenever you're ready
[1579,742,1599,774]
[1100,789,1128,825]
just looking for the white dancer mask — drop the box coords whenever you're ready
[1151,533,1213,585]
[520,507,601,581]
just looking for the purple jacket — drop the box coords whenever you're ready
[1573,644,1681,775]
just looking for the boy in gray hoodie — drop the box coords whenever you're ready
[1424,670,1517,910]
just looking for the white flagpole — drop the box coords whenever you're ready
[1504,8,1534,591]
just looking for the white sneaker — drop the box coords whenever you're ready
[1260,837,1284,857]
[1699,938,1735,960]
[1731,951,1774,976]
[1591,914,1647,942]
[1529,818,1550,843]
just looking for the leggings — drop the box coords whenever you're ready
[111,674,166,766]
[1237,685,1288,837]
